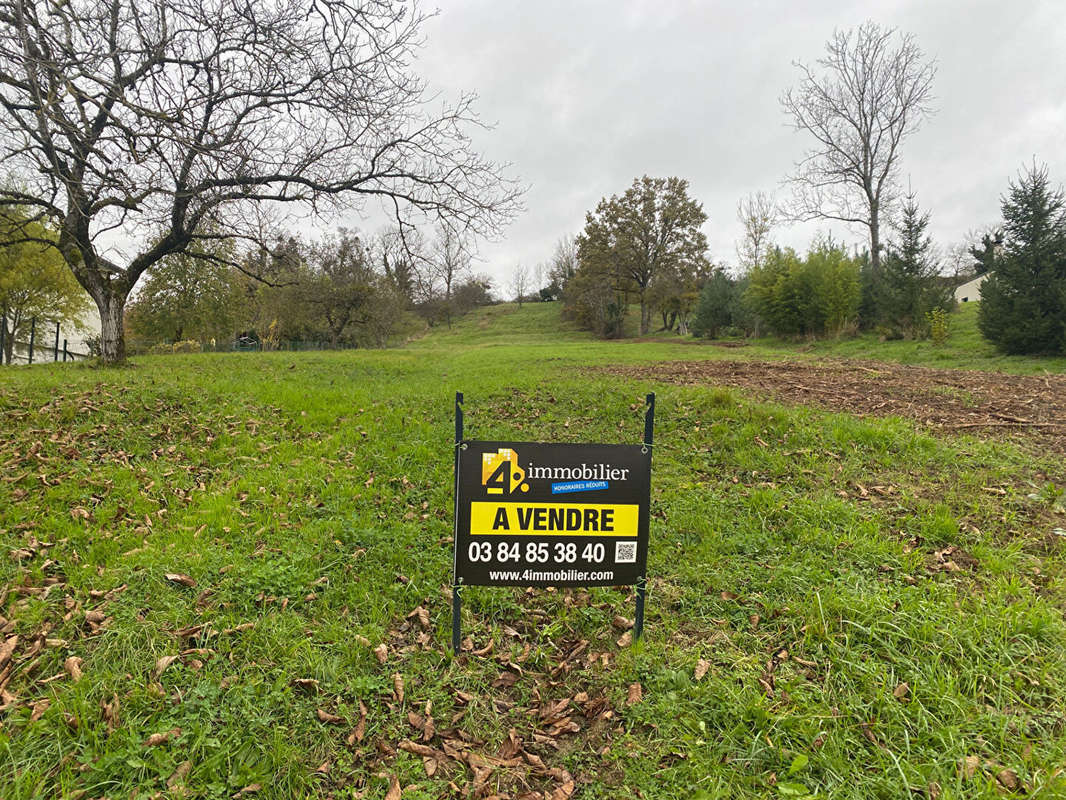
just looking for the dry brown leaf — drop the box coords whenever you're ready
[144,727,181,747]
[926,782,941,800]
[167,761,193,789]
[373,643,388,665]
[315,760,331,774]
[611,615,633,630]
[0,635,17,669]
[616,631,632,648]
[720,590,738,601]
[354,634,372,647]
[29,698,50,722]
[64,655,83,682]
[384,774,402,800]
[626,683,643,706]
[346,699,368,745]
[959,755,981,780]
[423,756,438,778]
[409,606,431,629]
[231,784,262,798]
[694,659,710,681]
[407,711,425,731]
[154,654,179,678]
[996,769,1020,792]
[316,708,344,725]
[292,678,319,694]
[165,572,197,588]
[749,614,761,629]
[101,693,119,730]
[892,682,910,702]
[398,739,437,758]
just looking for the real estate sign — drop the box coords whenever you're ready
[454,441,651,587]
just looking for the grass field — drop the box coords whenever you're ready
[2,303,1065,799]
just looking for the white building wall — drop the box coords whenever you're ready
[954,274,988,304]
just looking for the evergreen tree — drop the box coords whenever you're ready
[691,268,737,339]
[978,164,1066,355]
[877,195,953,337]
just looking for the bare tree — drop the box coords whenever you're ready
[548,234,579,293]
[782,21,936,277]
[0,0,520,363]
[736,191,779,271]
[510,263,529,306]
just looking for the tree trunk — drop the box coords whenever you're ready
[869,202,881,277]
[97,292,127,365]
[639,297,651,336]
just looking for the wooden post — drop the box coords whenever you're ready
[63,339,68,362]
[28,317,36,364]
[53,321,60,361]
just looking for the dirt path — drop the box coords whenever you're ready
[601,358,1066,454]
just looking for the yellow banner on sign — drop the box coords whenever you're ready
[469,501,639,537]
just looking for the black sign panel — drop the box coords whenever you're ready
[453,441,651,587]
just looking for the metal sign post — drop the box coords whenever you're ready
[451,393,655,652]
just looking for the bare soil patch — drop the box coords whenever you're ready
[601,358,1066,454]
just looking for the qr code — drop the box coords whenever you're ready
[614,540,637,564]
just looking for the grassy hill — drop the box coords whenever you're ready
[1,305,1065,799]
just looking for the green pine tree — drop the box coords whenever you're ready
[978,164,1066,355]
[877,194,952,337]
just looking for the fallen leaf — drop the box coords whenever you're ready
[292,678,319,694]
[168,761,193,789]
[384,774,401,800]
[720,590,738,601]
[354,634,372,647]
[373,643,388,664]
[101,693,120,730]
[64,656,83,682]
[315,760,331,774]
[926,782,941,800]
[346,699,368,745]
[423,756,438,777]
[231,784,262,798]
[626,683,643,706]
[316,708,344,725]
[392,673,405,703]
[749,613,761,629]
[996,769,1020,792]
[154,654,179,678]
[144,727,181,747]
[409,606,431,629]
[612,615,633,630]
[694,659,710,681]
[958,755,981,780]
[860,721,881,747]
[892,682,910,702]
[29,698,50,722]
[616,631,632,648]
[165,573,197,588]
[0,635,17,669]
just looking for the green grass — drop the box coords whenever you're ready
[1,304,1065,799]
[741,303,1066,373]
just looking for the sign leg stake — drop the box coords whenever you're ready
[451,583,463,653]
[452,391,464,654]
[635,392,655,640]
[634,575,647,640]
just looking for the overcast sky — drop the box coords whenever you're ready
[367,0,1066,290]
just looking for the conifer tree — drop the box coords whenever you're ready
[877,195,952,337]
[978,165,1066,354]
